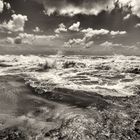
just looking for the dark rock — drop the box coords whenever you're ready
[126,68,140,74]
[62,61,77,69]
[134,121,140,135]
[0,127,27,140]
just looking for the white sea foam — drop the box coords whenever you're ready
[0,55,140,97]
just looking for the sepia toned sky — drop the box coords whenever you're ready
[1,0,140,54]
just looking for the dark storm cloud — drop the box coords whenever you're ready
[1,0,140,47]
[1,0,140,34]
[32,0,140,17]
[33,0,115,16]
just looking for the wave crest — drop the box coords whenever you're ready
[0,55,140,97]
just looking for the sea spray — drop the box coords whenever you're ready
[0,55,140,96]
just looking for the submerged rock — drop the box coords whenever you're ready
[95,65,111,70]
[62,61,86,69]
[126,68,140,74]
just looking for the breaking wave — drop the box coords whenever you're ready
[0,55,140,97]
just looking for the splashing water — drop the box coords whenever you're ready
[0,55,140,97]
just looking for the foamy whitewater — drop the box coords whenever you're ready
[0,54,140,97]
[1,55,140,139]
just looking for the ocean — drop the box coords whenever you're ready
[0,54,140,139]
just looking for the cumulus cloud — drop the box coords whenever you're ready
[100,41,138,51]
[81,28,110,38]
[5,37,14,44]
[131,1,140,17]
[55,23,67,33]
[5,34,30,45]
[35,34,58,40]
[64,38,85,48]
[123,14,131,20]
[0,14,28,32]
[135,23,140,28]
[100,41,122,48]
[19,33,58,40]
[63,37,94,48]
[110,31,127,36]
[125,45,138,50]
[18,33,35,44]
[5,36,23,44]
[0,0,4,13]
[85,41,94,48]
[69,22,80,31]
[63,27,127,48]
[33,27,42,33]
[118,0,140,17]
[15,33,58,45]
[4,32,59,45]
[4,2,11,10]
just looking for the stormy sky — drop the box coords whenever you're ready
[0,0,140,54]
